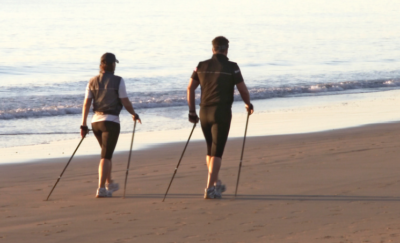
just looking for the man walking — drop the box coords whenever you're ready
[187,36,254,199]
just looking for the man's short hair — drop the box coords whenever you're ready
[212,36,229,52]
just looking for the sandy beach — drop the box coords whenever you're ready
[1,122,400,242]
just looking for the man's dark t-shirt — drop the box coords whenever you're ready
[191,54,244,107]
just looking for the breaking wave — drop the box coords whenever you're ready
[1,78,399,120]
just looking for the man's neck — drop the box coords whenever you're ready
[213,52,227,56]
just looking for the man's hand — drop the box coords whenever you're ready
[80,125,89,138]
[132,113,142,124]
[188,111,199,123]
[245,103,254,115]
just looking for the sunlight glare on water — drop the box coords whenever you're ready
[1,0,400,148]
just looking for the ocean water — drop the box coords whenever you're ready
[1,0,400,148]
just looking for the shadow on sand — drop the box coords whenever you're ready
[122,193,400,202]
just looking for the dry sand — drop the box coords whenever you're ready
[1,122,400,242]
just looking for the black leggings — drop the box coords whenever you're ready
[92,121,120,159]
[200,106,232,158]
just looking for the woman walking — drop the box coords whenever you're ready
[81,53,141,198]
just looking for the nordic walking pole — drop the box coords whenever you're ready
[45,136,86,201]
[123,120,137,199]
[234,112,250,197]
[162,122,196,202]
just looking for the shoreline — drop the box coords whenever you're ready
[1,120,399,167]
[1,88,400,165]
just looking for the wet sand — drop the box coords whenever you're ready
[1,122,400,242]
[3,89,400,165]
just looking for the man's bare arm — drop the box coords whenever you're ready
[187,78,200,112]
[236,82,254,114]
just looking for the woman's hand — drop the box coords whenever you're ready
[132,113,142,124]
[80,125,89,138]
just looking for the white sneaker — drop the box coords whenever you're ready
[214,189,222,199]
[96,188,112,198]
[204,187,217,199]
[106,182,119,193]
[215,180,226,194]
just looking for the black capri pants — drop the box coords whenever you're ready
[200,105,232,158]
[92,121,120,160]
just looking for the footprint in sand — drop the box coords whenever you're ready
[184,235,199,239]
